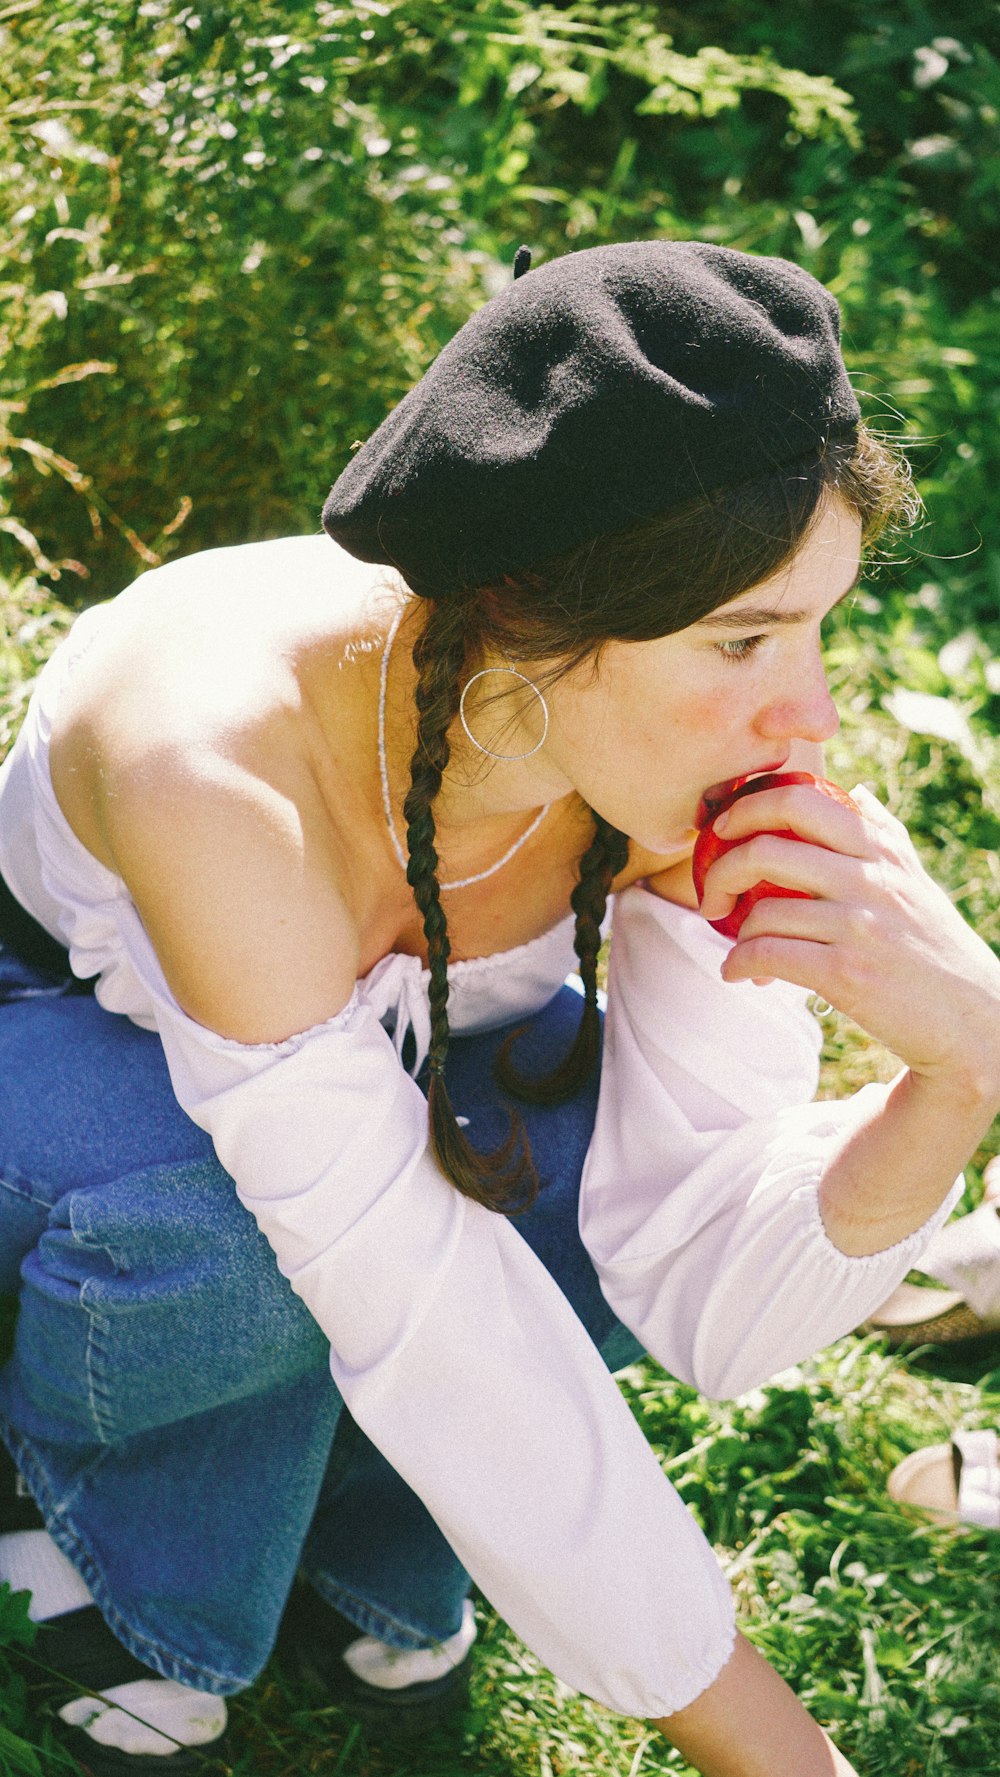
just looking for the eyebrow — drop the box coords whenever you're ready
[695,572,862,632]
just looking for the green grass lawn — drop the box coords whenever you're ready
[1,572,998,1776]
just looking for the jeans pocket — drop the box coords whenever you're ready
[15,1160,329,1444]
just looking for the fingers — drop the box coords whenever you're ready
[708,785,1000,1086]
[721,895,869,995]
[720,895,872,997]
[711,780,870,854]
[698,835,863,923]
[735,894,858,945]
[720,932,838,994]
[848,782,918,855]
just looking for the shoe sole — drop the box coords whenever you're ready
[290,1642,472,1742]
[54,1719,230,1777]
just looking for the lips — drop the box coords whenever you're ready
[695,762,789,831]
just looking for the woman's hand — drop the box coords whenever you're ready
[698,778,1000,1105]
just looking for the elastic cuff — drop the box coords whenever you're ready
[629,1612,739,1724]
[797,1168,965,1273]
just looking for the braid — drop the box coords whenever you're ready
[403,610,462,1076]
[403,602,538,1214]
[495,811,629,1107]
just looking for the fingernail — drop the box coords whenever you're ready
[702,894,736,922]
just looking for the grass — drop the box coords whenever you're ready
[1,569,998,1776]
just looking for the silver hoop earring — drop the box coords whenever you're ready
[459,666,549,761]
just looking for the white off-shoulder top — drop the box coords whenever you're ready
[0,539,962,1720]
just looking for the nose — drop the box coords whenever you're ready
[754,648,839,747]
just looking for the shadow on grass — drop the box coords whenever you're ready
[225,1622,651,1777]
[898,1332,1000,1392]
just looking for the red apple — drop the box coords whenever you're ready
[692,770,859,940]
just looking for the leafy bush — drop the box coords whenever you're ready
[4,2,997,665]
[0,0,877,598]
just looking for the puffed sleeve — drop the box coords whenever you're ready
[109,898,736,1720]
[579,886,964,1400]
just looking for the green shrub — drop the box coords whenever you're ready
[0,1,868,599]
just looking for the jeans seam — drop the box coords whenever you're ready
[78,1283,116,1444]
[306,1572,459,1651]
[0,1427,248,1695]
[0,1171,55,1211]
[67,1190,121,1445]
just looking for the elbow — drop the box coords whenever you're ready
[611,1314,767,1403]
[677,1314,790,1402]
[686,1322,808,1402]
[649,1341,768,1404]
[593,1269,803,1403]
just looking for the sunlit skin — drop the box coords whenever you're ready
[523,497,857,853]
[420,497,858,857]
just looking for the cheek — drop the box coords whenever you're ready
[563,651,741,774]
[659,683,737,746]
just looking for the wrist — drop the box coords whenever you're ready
[906,1057,1000,1120]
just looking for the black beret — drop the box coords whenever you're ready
[322,239,860,598]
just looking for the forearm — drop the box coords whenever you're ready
[653,1633,859,1777]
[818,1065,1000,1257]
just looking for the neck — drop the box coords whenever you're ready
[381,599,570,837]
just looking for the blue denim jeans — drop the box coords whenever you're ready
[0,944,642,1696]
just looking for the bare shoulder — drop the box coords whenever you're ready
[100,723,363,1044]
[47,535,402,1042]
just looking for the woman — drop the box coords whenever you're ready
[0,239,997,1777]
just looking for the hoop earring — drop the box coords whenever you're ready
[459,665,549,761]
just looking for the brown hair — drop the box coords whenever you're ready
[403,423,919,1215]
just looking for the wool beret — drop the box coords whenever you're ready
[321,239,860,598]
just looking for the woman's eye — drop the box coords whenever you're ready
[715,634,766,664]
